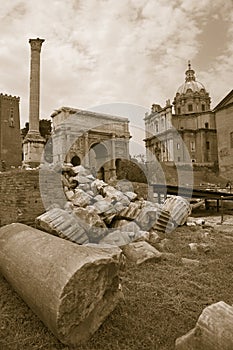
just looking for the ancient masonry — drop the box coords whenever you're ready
[23,38,46,166]
[0,93,21,170]
[50,107,131,181]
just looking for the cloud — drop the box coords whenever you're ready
[0,0,232,130]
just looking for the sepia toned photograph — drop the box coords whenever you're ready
[0,1,233,349]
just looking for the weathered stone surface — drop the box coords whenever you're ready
[73,174,92,184]
[181,258,200,267]
[133,231,150,242]
[124,191,138,201]
[153,208,173,233]
[91,179,108,195]
[122,241,162,265]
[0,223,123,346]
[189,242,211,253]
[163,196,191,226]
[99,230,131,246]
[72,165,91,175]
[189,242,198,252]
[148,231,161,244]
[102,185,125,201]
[64,189,74,201]
[78,183,91,192]
[72,189,92,207]
[118,202,141,220]
[73,206,107,242]
[94,194,105,202]
[62,164,76,176]
[115,180,134,193]
[63,201,74,212]
[175,301,233,350]
[93,199,115,215]
[112,219,140,233]
[68,177,79,189]
[35,208,89,244]
[113,201,126,214]
[136,206,158,231]
[61,174,70,188]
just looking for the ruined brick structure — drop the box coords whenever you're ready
[145,62,218,166]
[0,169,45,227]
[0,93,22,170]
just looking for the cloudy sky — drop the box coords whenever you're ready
[1,0,233,152]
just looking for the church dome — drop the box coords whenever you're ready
[176,62,206,95]
[173,62,211,115]
[177,80,205,94]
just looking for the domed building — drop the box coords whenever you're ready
[144,62,218,167]
[173,61,211,115]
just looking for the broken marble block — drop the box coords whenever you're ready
[118,202,141,220]
[124,191,138,201]
[162,195,191,226]
[99,230,132,246]
[175,301,233,350]
[72,189,92,207]
[35,208,89,244]
[72,165,91,176]
[93,199,115,216]
[91,179,108,195]
[100,185,130,206]
[121,241,162,265]
[136,205,158,231]
[0,223,123,346]
[73,206,107,242]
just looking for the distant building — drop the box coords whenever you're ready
[214,89,233,180]
[144,62,218,166]
[50,107,131,181]
[0,93,22,170]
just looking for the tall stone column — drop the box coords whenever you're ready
[23,38,46,167]
[110,134,117,179]
[84,132,90,168]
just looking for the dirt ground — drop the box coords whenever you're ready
[1,213,233,350]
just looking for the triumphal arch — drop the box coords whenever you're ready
[50,107,131,181]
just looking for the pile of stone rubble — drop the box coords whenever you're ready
[36,164,191,247]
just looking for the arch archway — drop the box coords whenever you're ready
[89,143,108,181]
[71,155,81,166]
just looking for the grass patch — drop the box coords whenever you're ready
[1,223,233,349]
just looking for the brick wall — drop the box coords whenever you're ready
[0,166,148,228]
[0,169,45,227]
[116,159,147,183]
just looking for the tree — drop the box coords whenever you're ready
[21,119,52,139]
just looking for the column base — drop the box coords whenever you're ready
[23,132,46,167]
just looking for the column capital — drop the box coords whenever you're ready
[29,38,45,52]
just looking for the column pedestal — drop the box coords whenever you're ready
[23,131,46,167]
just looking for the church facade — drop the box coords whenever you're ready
[144,63,218,166]
[214,89,233,180]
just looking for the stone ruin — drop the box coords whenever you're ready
[36,164,191,246]
[0,164,192,346]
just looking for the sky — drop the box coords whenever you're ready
[0,0,233,155]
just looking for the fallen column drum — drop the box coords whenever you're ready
[0,223,123,345]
